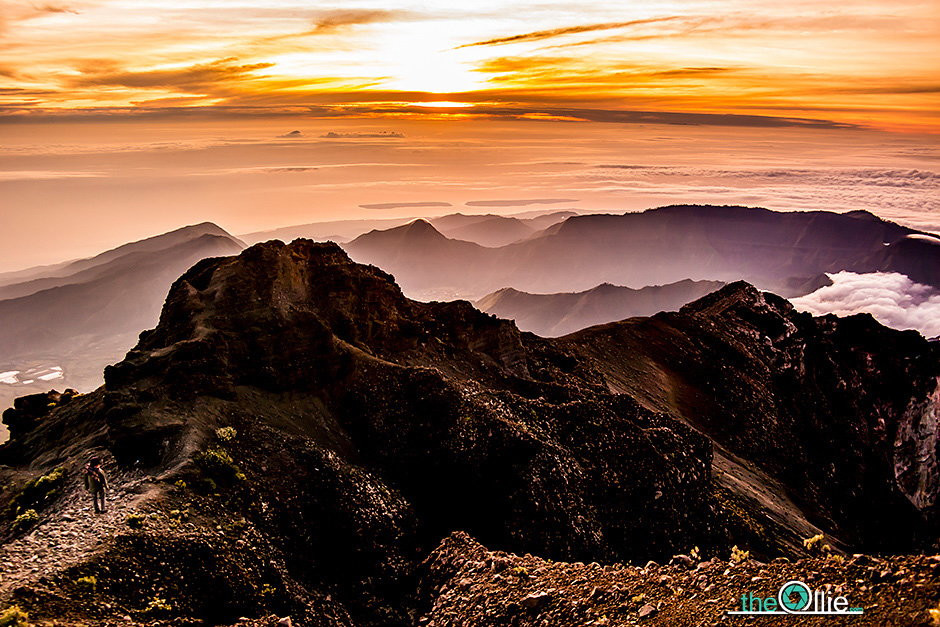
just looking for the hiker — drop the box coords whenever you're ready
[83,456,108,514]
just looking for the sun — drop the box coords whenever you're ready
[380,49,486,94]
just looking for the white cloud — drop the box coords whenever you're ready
[791,271,940,338]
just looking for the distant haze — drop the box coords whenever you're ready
[1,119,938,273]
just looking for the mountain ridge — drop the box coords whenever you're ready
[0,239,935,625]
[344,204,940,300]
[476,279,728,336]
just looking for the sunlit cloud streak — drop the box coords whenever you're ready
[455,16,685,48]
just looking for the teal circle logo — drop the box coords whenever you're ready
[778,580,811,613]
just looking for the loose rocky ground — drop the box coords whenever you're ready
[420,532,940,626]
[0,460,157,596]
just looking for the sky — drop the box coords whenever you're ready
[1,0,938,270]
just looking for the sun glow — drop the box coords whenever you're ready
[409,101,474,108]
[0,0,936,130]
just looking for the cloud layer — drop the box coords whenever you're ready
[791,271,940,338]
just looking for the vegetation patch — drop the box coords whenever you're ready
[12,509,39,533]
[193,447,246,490]
[215,427,237,442]
[0,606,28,627]
[75,575,98,595]
[12,467,67,515]
[803,533,833,555]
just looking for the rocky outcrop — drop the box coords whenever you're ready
[1,389,78,441]
[565,282,940,551]
[97,240,715,561]
[0,240,936,626]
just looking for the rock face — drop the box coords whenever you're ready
[1,239,937,626]
[102,240,714,559]
[564,283,940,551]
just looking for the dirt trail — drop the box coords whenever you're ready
[0,460,161,602]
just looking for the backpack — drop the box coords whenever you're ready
[84,464,104,489]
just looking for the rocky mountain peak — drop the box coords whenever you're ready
[104,238,530,405]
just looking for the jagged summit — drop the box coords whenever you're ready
[106,239,528,401]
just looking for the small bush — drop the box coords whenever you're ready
[14,467,66,514]
[140,596,172,617]
[168,508,190,522]
[194,447,246,487]
[730,545,750,564]
[216,427,237,442]
[125,514,145,529]
[929,600,940,626]
[12,509,38,533]
[75,575,97,595]
[803,534,833,555]
[0,605,28,627]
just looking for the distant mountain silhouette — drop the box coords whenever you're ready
[345,220,490,300]
[0,224,244,421]
[439,212,576,247]
[0,223,240,301]
[477,279,726,336]
[240,210,575,248]
[343,205,940,300]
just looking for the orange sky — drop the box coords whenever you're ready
[0,1,938,271]
[1,0,938,130]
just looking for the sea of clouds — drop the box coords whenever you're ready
[791,271,940,338]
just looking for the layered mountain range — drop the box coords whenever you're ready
[240,211,577,248]
[1,240,936,625]
[0,224,245,422]
[4,204,937,434]
[476,280,726,336]
[344,205,940,301]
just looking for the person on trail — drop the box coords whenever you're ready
[83,456,108,514]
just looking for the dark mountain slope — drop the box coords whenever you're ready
[0,240,936,626]
[562,282,940,550]
[515,205,938,293]
[476,279,726,336]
